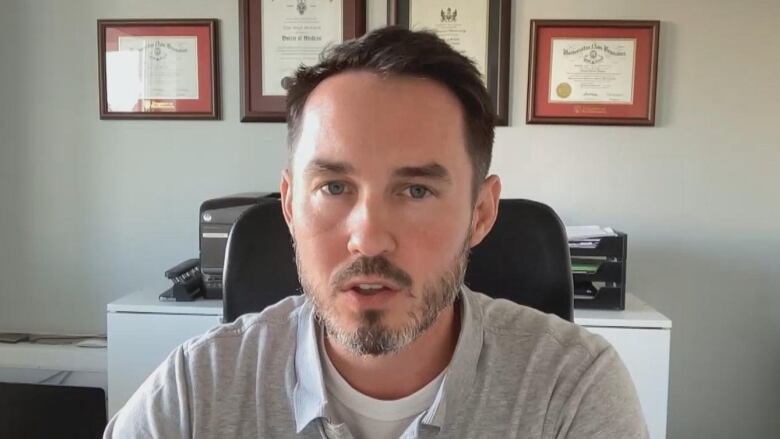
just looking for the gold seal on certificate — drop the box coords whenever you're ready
[527,20,659,126]
[261,0,344,96]
[556,82,572,99]
[548,38,637,104]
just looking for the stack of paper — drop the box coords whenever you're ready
[570,258,604,274]
[565,225,617,249]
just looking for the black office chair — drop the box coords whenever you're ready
[222,196,300,323]
[464,199,573,321]
[223,198,573,323]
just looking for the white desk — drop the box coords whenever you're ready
[0,341,107,391]
[108,290,671,438]
[0,342,106,372]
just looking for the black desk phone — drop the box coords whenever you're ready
[159,258,203,302]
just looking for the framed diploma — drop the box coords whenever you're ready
[388,0,511,126]
[527,20,660,126]
[97,19,220,120]
[240,0,366,122]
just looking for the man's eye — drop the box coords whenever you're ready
[405,185,431,199]
[322,181,347,195]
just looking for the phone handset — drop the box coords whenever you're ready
[160,258,203,302]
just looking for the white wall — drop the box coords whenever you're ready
[0,0,778,437]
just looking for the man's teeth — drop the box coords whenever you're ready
[357,283,384,290]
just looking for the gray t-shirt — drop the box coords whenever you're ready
[104,287,648,438]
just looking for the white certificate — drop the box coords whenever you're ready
[409,0,489,82]
[117,36,199,100]
[548,38,636,104]
[261,0,343,96]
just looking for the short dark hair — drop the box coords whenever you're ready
[286,26,495,194]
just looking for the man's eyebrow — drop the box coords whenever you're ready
[303,159,355,176]
[392,163,452,182]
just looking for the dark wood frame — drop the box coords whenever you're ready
[388,0,511,126]
[240,0,366,122]
[526,19,660,126]
[97,19,220,120]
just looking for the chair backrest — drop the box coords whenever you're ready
[223,196,300,323]
[223,198,573,323]
[464,199,573,321]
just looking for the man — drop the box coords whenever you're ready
[105,27,647,438]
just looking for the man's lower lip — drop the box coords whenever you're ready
[344,288,399,307]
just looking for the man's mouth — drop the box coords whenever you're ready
[340,279,404,307]
[342,278,402,293]
[352,283,393,295]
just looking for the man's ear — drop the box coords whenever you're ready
[469,175,501,248]
[279,168,294,233]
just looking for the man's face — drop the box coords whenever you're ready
[281,71,481,356]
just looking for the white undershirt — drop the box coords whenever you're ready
[318,328,446,439]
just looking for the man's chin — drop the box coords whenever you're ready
[333,311,391,334]
[322,314,415,356]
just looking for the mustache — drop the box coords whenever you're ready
[332,256,413,290]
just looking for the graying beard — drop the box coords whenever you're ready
[321,282,457,356]
[302,238,470,356]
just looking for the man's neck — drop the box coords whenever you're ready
[323,300,461,400]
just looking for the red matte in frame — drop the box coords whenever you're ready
[532,25,655,121]
[104,25,213,113]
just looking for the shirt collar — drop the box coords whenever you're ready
[292,285,484,433]
[293,299,329,433]
[420,285,483,429]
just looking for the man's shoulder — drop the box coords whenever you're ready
[466,289,609,359]
[104,296,309,438]
[182,294,307,356]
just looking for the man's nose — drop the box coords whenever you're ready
[346,194,397,258]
